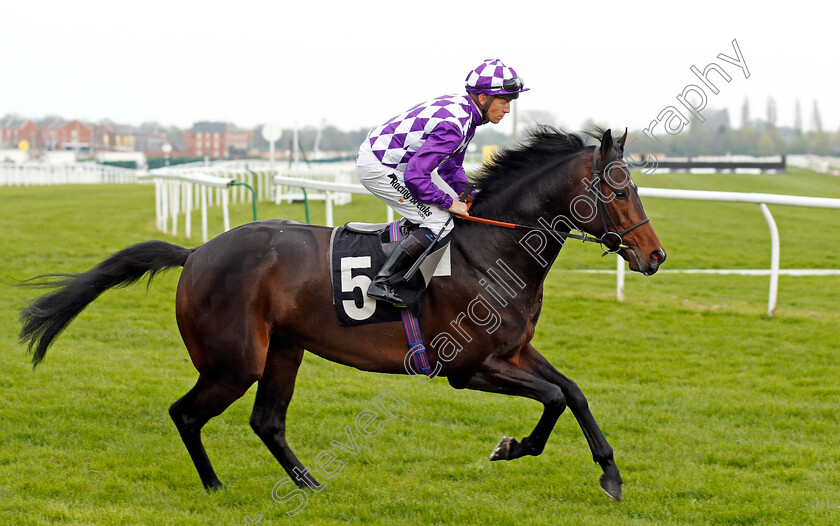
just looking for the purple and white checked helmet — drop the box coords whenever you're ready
[465,59,529,98]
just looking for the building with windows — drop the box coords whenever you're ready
[37,119,95,152]
[1,117,40,149]
[184,122,252,158]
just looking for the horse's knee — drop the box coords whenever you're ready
[545,387,567,413]
[169,396,200,431]
[169,401,185,427]
[563,381,588,411]
[250,414,286,442]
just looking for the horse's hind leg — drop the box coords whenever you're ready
[169,375,252,490]
[249,338,321,489]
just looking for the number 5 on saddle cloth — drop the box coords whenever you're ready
[329,219,451,327]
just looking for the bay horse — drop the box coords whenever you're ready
[19,127,665,501]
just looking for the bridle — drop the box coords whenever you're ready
[586,144,650,255]
[458,144,650,256]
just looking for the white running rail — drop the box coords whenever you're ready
[0,162,138,186]
[272,175,394,226]
[618,187,840,316]
[138,170,235,242]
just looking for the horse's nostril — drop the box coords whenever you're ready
[650,249,666,265]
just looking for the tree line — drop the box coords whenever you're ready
[564,99,838,157]
[270,98,839,158]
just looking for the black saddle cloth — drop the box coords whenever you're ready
[330,220,427,326]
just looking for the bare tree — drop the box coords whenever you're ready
[811,100,823,133]
[766,97,777,129]
[741,97,750,128]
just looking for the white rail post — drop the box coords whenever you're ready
[185,182,193,239]
[154,179,162,231]
[171,181,180,236]
[758,203,780,316]
[325,191,334,227]
[201,185,209,242]
[161,182,170,234]
[387,206,394,222]
[616,254,625,301]
[222,187,231,232]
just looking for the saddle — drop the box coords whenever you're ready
[343,219,414,255]
[329,219,450,326]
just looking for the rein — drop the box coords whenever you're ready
[458,144,650,256]
[456,214,609,247]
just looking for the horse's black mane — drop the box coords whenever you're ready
[472,126,588,198]
[470,126,616,217]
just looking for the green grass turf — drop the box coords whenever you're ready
[1,168,838,525]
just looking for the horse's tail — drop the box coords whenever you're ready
[19,240,193,368]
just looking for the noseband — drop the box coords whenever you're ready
[587,145,650,256]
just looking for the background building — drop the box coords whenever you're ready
[184,122,253,159]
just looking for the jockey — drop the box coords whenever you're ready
[356,59,528,307]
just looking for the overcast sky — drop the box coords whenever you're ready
[3,1,837,137]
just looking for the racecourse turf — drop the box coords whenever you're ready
[0,167,838,525]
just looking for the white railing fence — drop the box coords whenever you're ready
[614,188,840,316]
[273,165,356,205]
[137,170,237,242]
[139,162,360,241]
[154,163,274,203]
[0,162,138,186]
[272,175,394,226]
[787,155,840,176]
[162,160,358,205]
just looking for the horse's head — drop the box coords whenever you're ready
[575,128,666,275]
[468,126,665,275]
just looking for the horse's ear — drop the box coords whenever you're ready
[601,129,613,157]
[618,127,628,149]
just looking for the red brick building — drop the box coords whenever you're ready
[38,119,95,152]
[39,118,65,151]
[96,122,136,151]
[1,118,40,149]
[184,122,252,158]
[60,120,94,151]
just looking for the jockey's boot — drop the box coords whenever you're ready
[366,228,434,307]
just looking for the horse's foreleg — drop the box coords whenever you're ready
[518,344,622,501]
[458,355,567,461]
[249,341,321,490]
[169,375,252,490]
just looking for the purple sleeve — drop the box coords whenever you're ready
[437,148,469,196]
[403,121,464,211]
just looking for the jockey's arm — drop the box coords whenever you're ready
[437,149,469,197]
[403,122,465,212]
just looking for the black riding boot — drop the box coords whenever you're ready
[366,228,434,307]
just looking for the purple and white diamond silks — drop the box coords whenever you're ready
[366,94,479,173]
[464,58,529,97]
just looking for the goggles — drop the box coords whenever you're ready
[466,76,525,93]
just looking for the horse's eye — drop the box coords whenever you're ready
[614,190,628,200]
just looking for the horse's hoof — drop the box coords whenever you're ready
[489,436,518,461]
[205,481,225,492]
[294,472,322,489]
[600,473,622,501]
